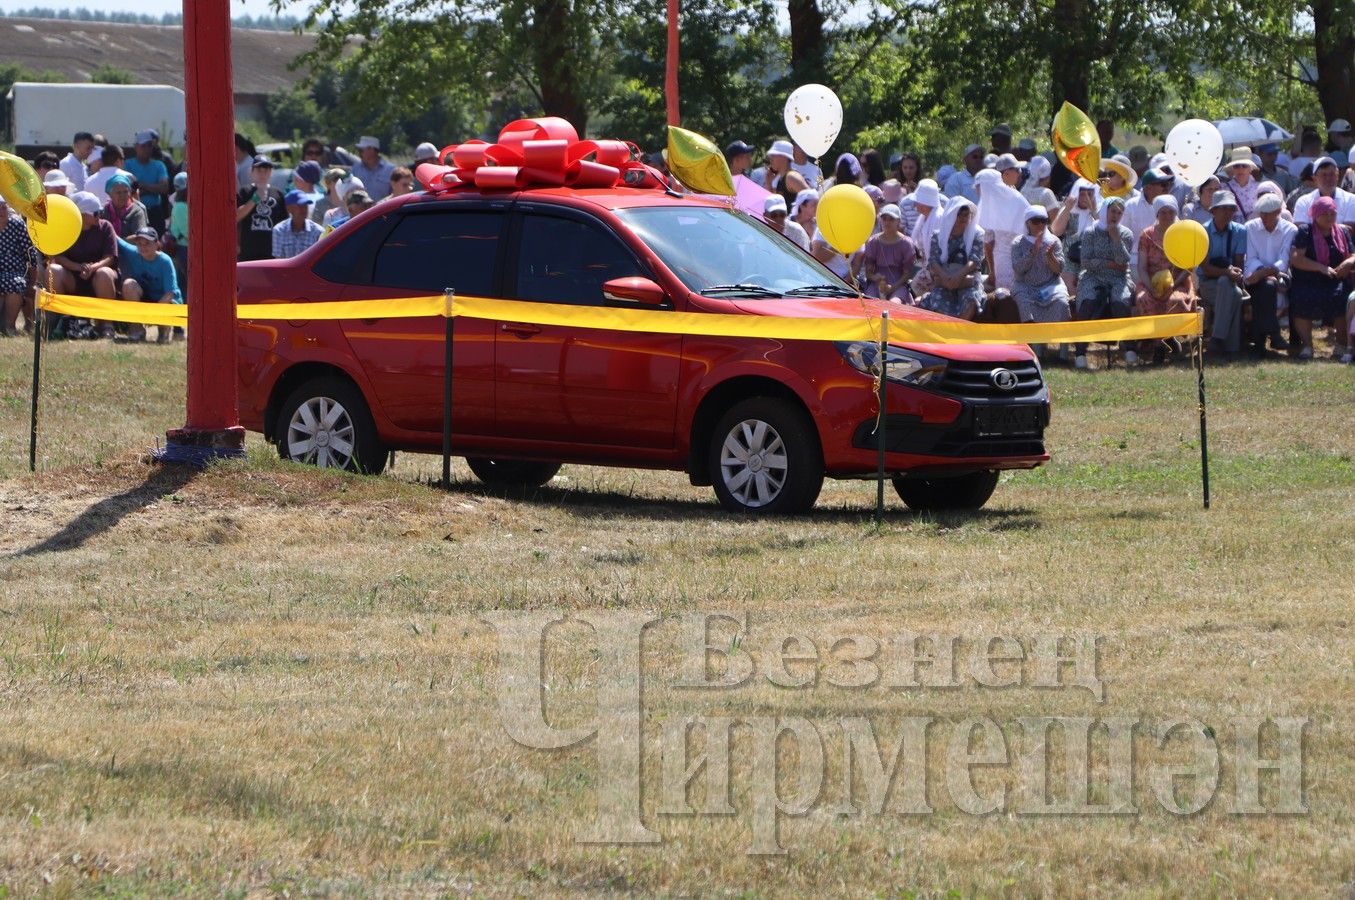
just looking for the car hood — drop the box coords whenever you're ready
[724,295,1036,362]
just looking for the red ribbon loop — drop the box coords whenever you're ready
[414,117,662,193]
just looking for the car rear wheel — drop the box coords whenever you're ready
[892,470,1000,512]
[276,376,387,475]
[466,457,562,488]
[709,398,823,514]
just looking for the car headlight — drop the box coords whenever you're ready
[835,342,947,387]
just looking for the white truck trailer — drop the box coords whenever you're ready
[5,82,186,156]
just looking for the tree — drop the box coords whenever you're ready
[286,0,625,136]
[1310,0,1354,128]
[90,64,135,84]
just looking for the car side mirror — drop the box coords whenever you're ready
[602,276,668,307]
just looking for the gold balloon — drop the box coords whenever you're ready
[1051,101,1102,186]
[666,125,736,197]
[27,192,80,256]
[0,150,47,223]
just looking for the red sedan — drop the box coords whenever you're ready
[236,187,1049,514]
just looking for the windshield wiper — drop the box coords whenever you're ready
[783,284,859,298]
[699,283,783,297]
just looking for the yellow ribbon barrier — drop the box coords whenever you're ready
[38,289,1202,344]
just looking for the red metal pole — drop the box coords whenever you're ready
[665,0,680,126]
[161,0,244,462]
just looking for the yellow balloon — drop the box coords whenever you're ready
[27,192,81,256]
[0,150,47,223]
[817,184,875,255]
[1162,219,1209,270]
[1051,101,1102,185]
[666,125,736,197]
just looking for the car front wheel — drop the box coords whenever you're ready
[276,376,387,475]
[709,398,823,514]
[892,469,1000,512]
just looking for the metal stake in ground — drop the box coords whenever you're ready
[876,309,888,525]
[1195,332,1210,510]
[28,304,42,473]
[442,288,455,490]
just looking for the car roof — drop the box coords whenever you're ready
[397,185,735,213]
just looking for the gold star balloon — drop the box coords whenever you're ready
[1051,102,1102,186]
[666,125,736,197]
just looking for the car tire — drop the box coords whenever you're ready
[466,457,562,488]
[708,398,823,514]
[892,470,1000,512]
[276,376,387,475]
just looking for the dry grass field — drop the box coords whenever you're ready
[1,335,1353,896]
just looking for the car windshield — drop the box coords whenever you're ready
[614,205,852,297]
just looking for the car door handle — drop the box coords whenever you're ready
[501,322,542,337]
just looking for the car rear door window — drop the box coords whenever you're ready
[512,214,643,306]
[372,211,502,295]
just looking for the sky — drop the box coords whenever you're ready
[0,0,285,15]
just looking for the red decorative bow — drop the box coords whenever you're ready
[414,117,664,193]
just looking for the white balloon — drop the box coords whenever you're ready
[1164,119,1224,188]
[783,84,843,160]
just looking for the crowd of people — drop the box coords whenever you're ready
[0,128,429,340]
[722,118,1355,365]
[3,117,1354,367]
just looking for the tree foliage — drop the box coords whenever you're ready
[273,0,1343,161]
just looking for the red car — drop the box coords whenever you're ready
[236,187,1049,514]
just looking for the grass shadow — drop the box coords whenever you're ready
[12,464,198,557]
[424,475,1042,528]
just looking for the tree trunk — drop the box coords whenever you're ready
[1310,0,1354,132]
[1049,0,1091,112]
[788,0,826,84]
[532,0,589,133]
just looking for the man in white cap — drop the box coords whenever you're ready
[757,140,809,207]
[414,142,441,168]
[762,194,809,251]
[1291,156,1355,225]
[944,144,984,203]
[1243,191,1296,356]
[51,191,119,338]
[351,135,395,202]
[1328,119,1353,154]
[42,170,72,196]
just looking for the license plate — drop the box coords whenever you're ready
[973,405,1042,437]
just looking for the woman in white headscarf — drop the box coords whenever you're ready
[975,168,1029,292]
[1051,178,1100,296]
[1072,195,1135,366]
[1010,205,1070,323]
[907,179,944,299]
[1021,156,1059,214]
[921,197,985,320]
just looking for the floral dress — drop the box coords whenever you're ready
[1135,225,1195,315]
[922,231,986,317]
[0,212,40,295]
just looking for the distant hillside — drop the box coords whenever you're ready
[0,7,306,31]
